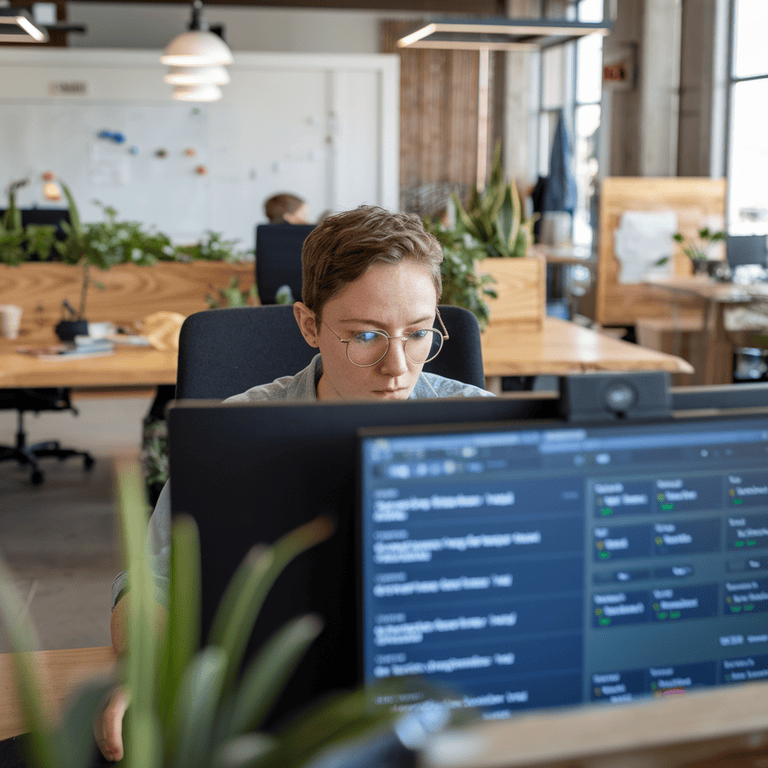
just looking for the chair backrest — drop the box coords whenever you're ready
[254,224,315,305]
[176,304,485,400]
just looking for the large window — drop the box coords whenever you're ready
[536,0,603,246]
[728,0,768,233]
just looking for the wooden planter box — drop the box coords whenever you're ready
[479,254,546,331]
[0,260,256,334]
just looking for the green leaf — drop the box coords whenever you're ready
[211,734,276,768]
[59,182,83,238]
[157,516,201,740]
[56,678,116,768]
[208,517,335,692]
[672,232,684,243]
[226,614,323,736]
[169,647,229,768]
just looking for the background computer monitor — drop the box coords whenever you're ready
[255,223,315,305]
[168,383,768,724]
[0,207,70,260]
[359,409,768,719]
[726,234,768,269]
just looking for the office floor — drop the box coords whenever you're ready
[0,394,154,653]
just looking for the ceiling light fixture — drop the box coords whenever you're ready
[397,17,612,51]
[172,83,223,102]
[164,65,230,86]
[161,0,232,67]
[0,7,49,43]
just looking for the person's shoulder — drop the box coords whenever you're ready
[415,372,494,398]
[223,355,321,403]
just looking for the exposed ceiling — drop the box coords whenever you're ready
[50,0,508,11]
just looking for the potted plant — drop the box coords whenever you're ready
[431,145,545,330]
[672,227,727,276]
[51,184,179,340]
[0,191,59,266]
[0,460,450,768]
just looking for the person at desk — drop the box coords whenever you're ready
[97,205,493,761]
[263,192,308,224]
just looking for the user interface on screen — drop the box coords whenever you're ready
[359,415,768,719]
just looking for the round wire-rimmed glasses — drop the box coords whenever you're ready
[320,308,450,368]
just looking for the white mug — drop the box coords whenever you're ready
[0,304,22,339]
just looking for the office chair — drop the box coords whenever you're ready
[0,388,95,485]
[176,304,485,400]
[254,224,315,305]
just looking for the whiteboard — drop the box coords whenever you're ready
[0,50,399,251]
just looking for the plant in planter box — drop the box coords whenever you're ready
[424,215,497,330]
[0,460,451,768]
[451,144,537,262]
[0,191,59,265]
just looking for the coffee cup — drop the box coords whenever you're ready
[0,304,22,339]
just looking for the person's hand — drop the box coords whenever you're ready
[94,685,129,762]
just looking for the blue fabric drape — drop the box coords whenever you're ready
[542,109,577,214]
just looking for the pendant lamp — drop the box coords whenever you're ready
[161,0,232,67]
[0,7,49,43]
[172,84,223,102]
[164,65,230,86]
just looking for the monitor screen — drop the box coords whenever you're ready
[255,223,315,305]
[358,413,768,720]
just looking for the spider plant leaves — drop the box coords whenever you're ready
[225,614,324,736]
[157,515,201,739]
[207,516,335,691]
[168,647,229,768]
[59,182,83,240]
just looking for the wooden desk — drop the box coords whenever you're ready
[481,317,694,393]
[644,277,768,385]
[1,318,693,394]
[0,334,177,390]
[0,646,115,741]
[422,679,768,768]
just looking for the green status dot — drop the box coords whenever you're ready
[601,508,612,516]
[670,611,681,619]
[598,618,611,626]
[744,605,754,612]
[734,541,744,547]
[599,551,610,559]
[657,612,668,620]
[747,541,757,546]
[733,499,743,505]
[661,504,674,511]
[731,606,742,613]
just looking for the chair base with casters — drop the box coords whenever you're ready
[0,389,95,485]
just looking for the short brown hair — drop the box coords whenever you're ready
[264,193,305,224]
[301,205,443,318]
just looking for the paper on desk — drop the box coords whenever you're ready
[614,211,677,283]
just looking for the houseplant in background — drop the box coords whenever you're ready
[0,459,457,768]
[0,191,58,266]
[52,184,254,340]
[672,226,727,276]
[430,145,544,331]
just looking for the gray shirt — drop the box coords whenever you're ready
[112,354,492,608]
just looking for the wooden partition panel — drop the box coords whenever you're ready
[596,177,727,326]
[0,261,255,335]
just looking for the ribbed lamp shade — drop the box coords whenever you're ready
[164,65,230,85]
[161,30,233,66]
[172,83,223,102]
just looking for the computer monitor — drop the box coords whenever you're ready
[255,223,315,305]
[358,406,768,720]
[168,395,560,723]
[726,234,768,269]
[167,382,768,724]
[0,207,70,260]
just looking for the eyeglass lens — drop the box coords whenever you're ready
[347,329,443,366]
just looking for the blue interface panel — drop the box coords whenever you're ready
[359,416,768,719]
